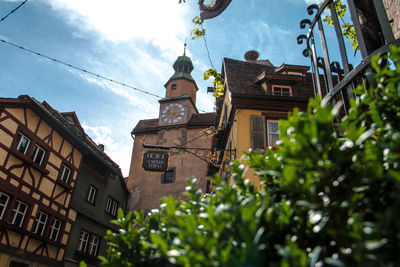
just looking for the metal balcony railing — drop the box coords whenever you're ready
[297,0,400,114]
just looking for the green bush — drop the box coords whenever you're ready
[100,45,400,267]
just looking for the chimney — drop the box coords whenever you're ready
[98,144,105,152]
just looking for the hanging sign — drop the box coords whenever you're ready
[142,150,169,172]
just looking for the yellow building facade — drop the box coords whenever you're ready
[214,53,314,189]
[0,96,83,266]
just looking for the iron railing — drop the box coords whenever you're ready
[297,0,400,113]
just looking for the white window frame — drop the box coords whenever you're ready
[105,197,112,213]
[49,218,62,241]
[87,185,97,204]
[272,85,292,96]
[60,164,72,183]
[267,120,280,147]
[31,144,46,165]
[33,211,48,236]
[77,231,90,252]
[0,192,10,220]
[89,235,100,256]
[8,200,28,227]
[111,201,118,217]
[16,133,31,155]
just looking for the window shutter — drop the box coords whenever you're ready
[250,115,266,150]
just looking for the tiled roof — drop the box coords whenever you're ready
[188,112,215,127]
[223,58,315,98]
[132,113,215,134]
[132,119,159,134]
[223,58,275,96]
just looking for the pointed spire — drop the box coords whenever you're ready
[168,41,194,82]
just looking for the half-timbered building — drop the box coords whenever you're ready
[0,95,128,267]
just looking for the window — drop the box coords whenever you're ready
[171,84,177,90]
[33,211,48,236]
[267,120,279,147]
[89,235,100,256]
[272,86,292,96]
[87,185,97,204]
[14,132,48,168]
[77,231,90,252]
[77,231,100,257]
[250,115,266,150]
[105,197,112,214]
[60,164,72,183]
[49,218,62,241]
[105,196,118,217]
[31,144,46,165]
[111,201,118,217]
[8,200,28,227]
[16,133,30,155]
[162,169,175,184]
[0,191,10,220]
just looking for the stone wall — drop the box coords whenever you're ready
[384,0,400,39]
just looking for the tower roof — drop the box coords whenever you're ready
[169,54,195,82]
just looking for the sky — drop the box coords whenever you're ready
[0,0,360,176]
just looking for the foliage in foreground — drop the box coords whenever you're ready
[100,46,400,267]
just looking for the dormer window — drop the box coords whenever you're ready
[171,84,177,90]
[272,86,292,96]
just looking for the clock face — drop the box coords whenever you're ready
[161,103,185,124]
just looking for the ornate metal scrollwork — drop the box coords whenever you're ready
[297,34,307,45]
[198,0,232,20]
[302,48,311,58]
[307,4,319,16]
[300,19,311,29]
[317,57,325,68]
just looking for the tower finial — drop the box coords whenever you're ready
[183,38,187,56]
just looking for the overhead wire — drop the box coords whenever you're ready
[0,37,210,112]
[0,0,29,23]
[0,1,213,113]
[179,109,239,148]
[0,38,164,99]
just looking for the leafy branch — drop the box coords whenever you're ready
[323,0,358,51]
[204,68,224,98]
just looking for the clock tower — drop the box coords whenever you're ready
[127,45,215,212]
[159,45,199,126]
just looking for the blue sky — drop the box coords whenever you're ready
[0,0,360,176]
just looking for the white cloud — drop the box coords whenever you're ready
[304,0,320,4]
[66,68,159,116]
[82,124,132,177]
[196,90,214,112]
[45,0,191,57]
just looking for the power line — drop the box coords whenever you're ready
[0,37,211,113]
[0,37,164,99]
[0,0,29,23]
[179,109,239,147]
